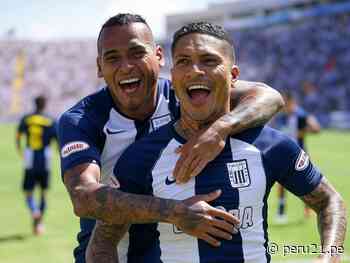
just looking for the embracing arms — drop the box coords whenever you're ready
[174,80,284,182]
[64,162,238,242]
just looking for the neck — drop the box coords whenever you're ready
[111,87,158,122]
[175,113,219,140]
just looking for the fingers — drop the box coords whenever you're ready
[173,151,189,182]
[207,224,233,241]
[199,233,221,247]
[177,156,202,184]
[208,207,240,226]
[199,189,222,203]
[190,159,208,179]
[182,190,221,206]
[210,216,240,234]
[174,152,193,183]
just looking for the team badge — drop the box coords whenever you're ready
[151,114,172,130]
[227,159,251,188]
[61,141,89,158]
[295,150,309,171]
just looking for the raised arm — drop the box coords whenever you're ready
[174,80,284,183]
[301,177,347,262]
[64,162,238,245]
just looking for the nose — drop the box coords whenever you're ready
[119,58,134,74]
[186,63,205,79]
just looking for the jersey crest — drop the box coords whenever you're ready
[227,159,251,188]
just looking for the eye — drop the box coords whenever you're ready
[133,50,147,58]
[106,56,121,63]
[175,58,190,66]
[203,57,219,66]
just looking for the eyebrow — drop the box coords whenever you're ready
[174,54,190,59]
[102,50,119,58]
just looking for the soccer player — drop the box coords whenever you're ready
[275,91,321,222]
[87,22,346,263]
[57,14,285,263]
[16,95,57,235]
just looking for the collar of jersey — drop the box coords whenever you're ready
[170,122,187,144]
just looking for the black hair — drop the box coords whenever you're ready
[171,21,235,62]
[97,13,151,54]
[34,95,46,112]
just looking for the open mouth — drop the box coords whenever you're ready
[118,78,142,94]
[187,84,211,105]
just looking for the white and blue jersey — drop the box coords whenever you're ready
[114,123,322,263]
[57,78,178,263]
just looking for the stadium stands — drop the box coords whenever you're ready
[0,10,349,127]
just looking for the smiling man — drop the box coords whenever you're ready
[87,22,346,263]
[57,14,286,263]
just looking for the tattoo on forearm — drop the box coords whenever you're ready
[86,221,128,263]
[224,92,281,134]
[301,177,347,251]
[79,183,179,225]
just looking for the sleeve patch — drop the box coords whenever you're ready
[295,150,309,171]
[61,141,90,158]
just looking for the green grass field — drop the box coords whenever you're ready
[0,124,348,262]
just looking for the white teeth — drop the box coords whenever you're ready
[119,78,140,85]
[188,85,210,91]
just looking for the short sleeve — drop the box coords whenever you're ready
[17,116,26,133]
[265,135,322,196]
[57,113,102,177]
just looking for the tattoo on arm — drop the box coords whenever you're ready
[86,220,129,263]
[64,163,182,225]
[217,81,283,136]
[301,177,347,252]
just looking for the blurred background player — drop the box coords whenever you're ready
[275,91,321,223]
[16,95,57,235]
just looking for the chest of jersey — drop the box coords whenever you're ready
[149,138,268,263]
[100,96,173,183]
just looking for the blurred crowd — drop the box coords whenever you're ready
[231,13,350,123]
[0,39,101,119]
[0,13,349,123]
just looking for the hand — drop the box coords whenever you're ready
[174,126,227,184]
[173,189,240,247]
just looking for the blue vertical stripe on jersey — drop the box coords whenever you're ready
[195,141,244,263]
[135,120,151,141]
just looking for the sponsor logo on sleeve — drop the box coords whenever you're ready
[295,150,309,171]
[61,141,89,158]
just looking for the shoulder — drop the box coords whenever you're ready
[121,122,174,162]
[115,122,175,174]
[58,87,113,128]
[235,126,300,160]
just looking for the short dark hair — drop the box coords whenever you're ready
[171,21,235,62]
[34,95,46,112]
[97,13,151,54]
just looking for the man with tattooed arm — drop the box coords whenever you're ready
[57,13,285,263]
[87,22,346,263]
